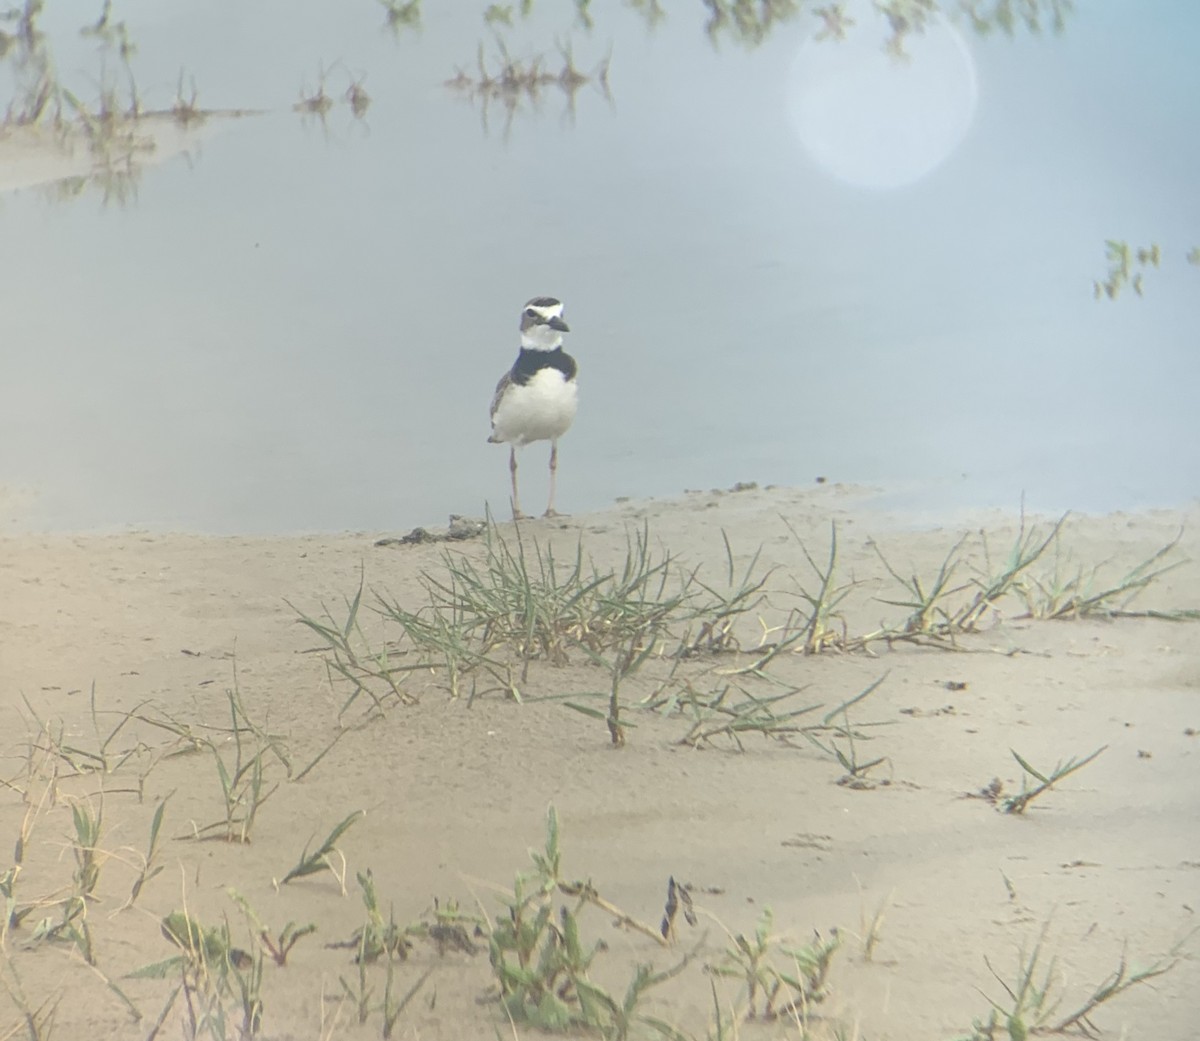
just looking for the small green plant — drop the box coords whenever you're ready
[679,532,772,656]
[292,568,420,715]
[483,806,672,1033]
[1,737,60,940]
[381,962,431,1039]
[338,870,412,965]
[787,520,854,655]
[709,907,840,1020]
[955,922,1191,1040]
[280,809,365,890]
[677,682,821,750]
[1016,530,1186,619]
[828,698,888,786]
[228,890,316,967]
[333,872,432,1030]
[0,948,60,1041]
[189,677,289,843]
[339,951,374,1026]
[68,794,104,902]
[124,795,169,909]
[871,534,970,636]
[372,588,490,702]
[859,516,1066,646]
[22,685,150,776]
[18,793,110,963]
[133,909,262,1039]
[1001,746,1106,814]
[794,676,890,782]
[953,516,1067,632]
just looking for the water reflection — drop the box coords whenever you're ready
[445,39,611,139]
[0,0,1078,206]
[0,2,231,205]
[378,0,421,39]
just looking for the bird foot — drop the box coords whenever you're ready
[542,508,566,519]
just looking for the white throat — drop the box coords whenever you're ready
[520,325,564,351]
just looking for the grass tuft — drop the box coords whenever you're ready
[1001,746,1107,815]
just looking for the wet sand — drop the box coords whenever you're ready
[1,483,1197,1040]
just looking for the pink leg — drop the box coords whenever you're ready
[544,440,560,517]
[509,447,527,520]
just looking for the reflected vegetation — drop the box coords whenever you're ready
[958,0,1073,36]
[293,64,372,124]
[444,39,610,139]
[678,0,1068,52]
[0,0,248,206]
[1,0,1083,208]
[1094,241,1161,301]
[378,0,422,38]
[1092,240,1199,301]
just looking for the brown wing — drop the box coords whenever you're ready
[487,369,513,442]
[489,370,513,422]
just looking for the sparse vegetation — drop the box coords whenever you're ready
[297,512,1190,759]
[133,907,263,1039]
[709,907,840,1022]
[189,680,286,844]
[954,921,1192,1040]
[482,806,691,1036]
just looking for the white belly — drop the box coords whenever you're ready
[491,368,578,446]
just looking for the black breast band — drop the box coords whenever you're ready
[510,347,577,386]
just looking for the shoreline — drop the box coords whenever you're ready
[4,479,1197,540]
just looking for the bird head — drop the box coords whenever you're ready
[519,296,570,349]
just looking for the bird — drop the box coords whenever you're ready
[488,296,578,520]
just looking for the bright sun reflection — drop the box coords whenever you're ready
[787,5,979,190]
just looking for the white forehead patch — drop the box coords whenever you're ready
[525,298,564,319]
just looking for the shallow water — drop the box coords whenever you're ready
[2,0,1198,533]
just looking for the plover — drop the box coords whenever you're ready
[488,296,578,519]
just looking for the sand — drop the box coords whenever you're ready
[1,483,1197,1040]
